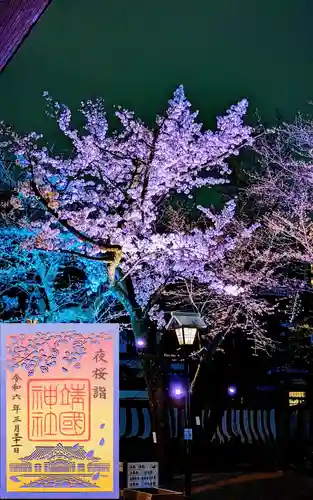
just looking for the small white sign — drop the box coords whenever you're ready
[195,416,201,426]
[127,462,159,489]
[152,431,157,443]
[184,428,193,441]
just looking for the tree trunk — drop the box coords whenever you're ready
[143,357,172,483]
[191,331,230,455]
[129,310,172,482]
[111,281,172,481]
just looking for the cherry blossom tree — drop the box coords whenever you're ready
[162,210,281,393]
[0,85,254,338]
[0,85,261,471]
[247,110,313,285]
[0,227,123,324]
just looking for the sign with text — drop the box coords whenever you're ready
[127,462,159,489]
[0,323,119,499]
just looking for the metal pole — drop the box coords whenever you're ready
[184,347,192,497]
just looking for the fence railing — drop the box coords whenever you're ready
[120,406,312,444]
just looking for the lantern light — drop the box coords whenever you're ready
[136,338,145,348]
[175,327,197,346]
[227,385,237,396]
[166,311,206,347]
[169,383,185,400]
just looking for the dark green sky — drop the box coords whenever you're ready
[0,0,312,137]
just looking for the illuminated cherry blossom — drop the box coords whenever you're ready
[1,86,255,341]
[248,111,313,268]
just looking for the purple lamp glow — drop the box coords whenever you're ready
[136,338,145,348]
[227,385,237,396]
[169,383,185,399]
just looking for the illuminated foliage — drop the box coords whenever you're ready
[248,111,313,270]
[0,85,275,355]
[0,227,121,324]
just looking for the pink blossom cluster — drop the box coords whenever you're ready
[7,86,253,312]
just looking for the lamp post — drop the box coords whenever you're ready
[166,311,206,497]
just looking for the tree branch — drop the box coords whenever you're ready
[29,177,121,260]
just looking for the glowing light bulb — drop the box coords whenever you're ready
[227,385,237,396]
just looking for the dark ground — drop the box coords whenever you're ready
[167,471,313,499]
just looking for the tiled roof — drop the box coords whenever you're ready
[20,443,100,462]
[0,0,52,72]
[166,311,207,329]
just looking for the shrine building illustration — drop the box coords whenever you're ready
[9,442,110,485]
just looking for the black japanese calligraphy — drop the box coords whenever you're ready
[92,386,107,399]
[11,374,23,453]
